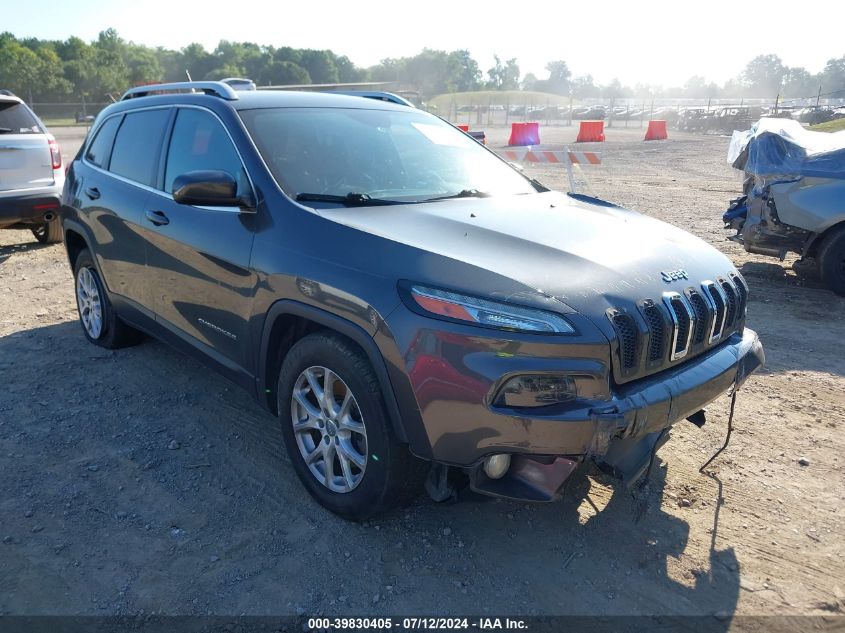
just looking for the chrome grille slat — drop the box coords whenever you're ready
[662,292,695,361]
[730,273,748,321]
[702,280,728,343]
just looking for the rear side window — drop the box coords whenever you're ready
[164,108,245,194]
[85,116,121,168]
[0,101,41,133]
[109,109,170,187]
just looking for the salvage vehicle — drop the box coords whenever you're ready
[0,90,64,243]
[724,118,845,295]
[708,107,763,135]
[61,81,764,519]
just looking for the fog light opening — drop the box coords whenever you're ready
[483,453,511,480]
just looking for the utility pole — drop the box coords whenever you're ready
[816,85,822,109]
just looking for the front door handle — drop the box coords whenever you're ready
[145,209,169,226]
[84,186,100,200]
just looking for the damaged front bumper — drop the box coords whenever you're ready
[468,328,764,501]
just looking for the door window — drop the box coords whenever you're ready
[109,109,170,187]
[164,109,246,196]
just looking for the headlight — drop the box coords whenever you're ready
[404,284,575,334]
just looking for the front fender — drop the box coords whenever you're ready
[256,299,417,448]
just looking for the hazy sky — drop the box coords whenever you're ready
[3,0,842,87]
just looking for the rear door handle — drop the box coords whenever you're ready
[84,186,100,200]
[145,209,169,226]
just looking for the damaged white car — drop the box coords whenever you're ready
[724,118,845,295]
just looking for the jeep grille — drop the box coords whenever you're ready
[606,274,748,381]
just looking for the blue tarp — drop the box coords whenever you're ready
[728,118,845,180]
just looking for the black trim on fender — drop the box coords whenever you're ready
[257,300,413,447]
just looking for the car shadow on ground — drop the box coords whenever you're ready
[738,261,845,377]
[0,239,53,264]
[1,321,741,621]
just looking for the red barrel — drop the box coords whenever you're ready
[644,120,668,141]
[576,121,605,143]
[508,122,541,146]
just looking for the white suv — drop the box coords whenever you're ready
[0,90,64,243]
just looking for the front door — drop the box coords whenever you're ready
[142,107,257,377]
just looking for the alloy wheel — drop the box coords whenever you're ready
[290,366,368,493]
[76,267,103,339]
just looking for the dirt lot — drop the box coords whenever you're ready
[1,125,843,623]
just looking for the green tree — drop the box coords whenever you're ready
[545,60,571,95]
[782,67,818,99]
[446,50,481,92]
[521,72,538,91]
[487,55,519,90]
[570,74,599,99]
[125,44,163,85]
[601,78,627,99]
[742,54,787,98]
[820,55,845,96]
[334,55,364,83]
[684,75,719,99]
[258,60,311,86]
[298,50,339,84]
[178,43,215,81]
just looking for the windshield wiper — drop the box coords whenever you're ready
[294,192,401,206]
[0,128,14,134]
[423,189,491,202]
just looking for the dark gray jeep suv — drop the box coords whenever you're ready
[61,81,764,519]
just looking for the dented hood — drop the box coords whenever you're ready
[316,191,737,317]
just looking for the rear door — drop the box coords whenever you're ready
[0,100,52,192]
[76,108,171,317]
[142,106,257,378]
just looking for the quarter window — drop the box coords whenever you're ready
[85,116,121,168]
[109,109,170,187]
[164,109,246,195]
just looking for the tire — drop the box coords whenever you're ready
[31,219,63,244]
[818,227,845,297]
[73,249,143,349]
[277,332,426,520]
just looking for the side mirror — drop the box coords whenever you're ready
[172,170,254,210]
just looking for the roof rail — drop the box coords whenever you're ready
[120,81,239,102]
[334,91,415,107]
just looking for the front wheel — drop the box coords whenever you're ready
[277,332,425,520]
[818,227,845,297]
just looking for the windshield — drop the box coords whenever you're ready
[239,107,537,203]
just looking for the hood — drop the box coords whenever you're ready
[315,191,737,317]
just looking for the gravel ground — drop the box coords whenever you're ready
[1,125,843,621]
